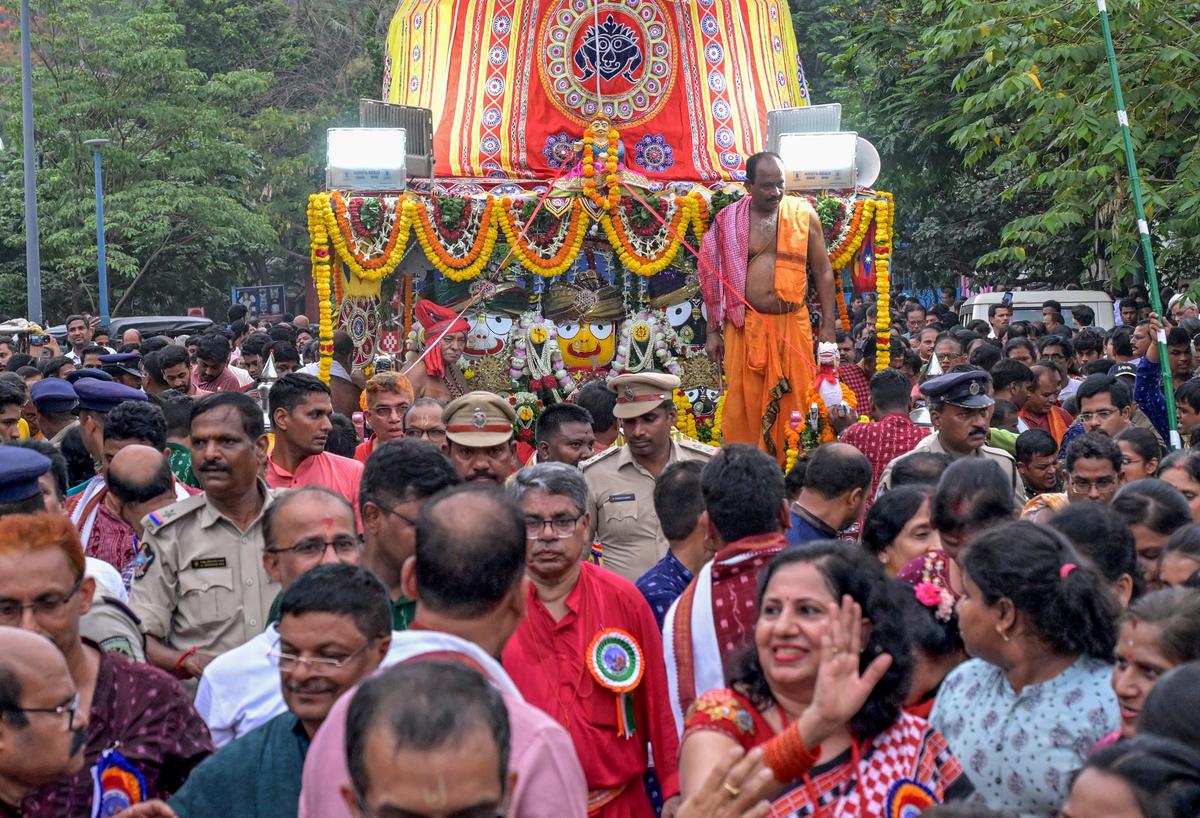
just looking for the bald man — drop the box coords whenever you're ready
[0,627,89,817]
[107,445,182,545]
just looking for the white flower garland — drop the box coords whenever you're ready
[608,310,682,380]
[507,312,576,400]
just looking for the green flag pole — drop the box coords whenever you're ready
[1095,0,1181,450]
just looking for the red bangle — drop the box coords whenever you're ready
[762,722,820,783]
[174,646,198,678]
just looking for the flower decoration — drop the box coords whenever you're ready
[582,126,622,212]
[828,199,876,270]
[914,582,956,623]
[803,381,859,446]
[508,391,543,444]
[497,196,588,279]
[411,194,499,282]
[322,192,413,282]
[307,195,337,384]
[507,312,576,401]
[874,194,894,372]
[710,393,726,446]
[602,194,695,277]
[609,310,682,379]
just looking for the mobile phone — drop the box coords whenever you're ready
[1001,291,1013,307]
[31,335,50,345]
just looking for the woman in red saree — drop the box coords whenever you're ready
[679,543,971,817]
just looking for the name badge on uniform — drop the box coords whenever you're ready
[190,558,228,570]
[609,493,636,502]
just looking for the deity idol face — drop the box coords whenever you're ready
[685,388,722,420]
[589,116,613,139]
[664,300,707,347]
[465,313,513,357]
[557,321,616,370]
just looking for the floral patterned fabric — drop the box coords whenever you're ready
[685,689,969,817]
[930,656,1118,818]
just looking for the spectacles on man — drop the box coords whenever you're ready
[404,427,448,441]
[265,536,361,559]
[372,404,411,420]
[354,791,506,818]
[17,691,80,730]
[1069,475,1118,492]
[0,577,84,625]
[1078,409,1118,423]
[375,504,418,529]
[523,514,585,539]
[268,641,370,673]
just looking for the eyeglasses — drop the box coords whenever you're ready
[1121,457,1145,467]
[0,577,84,625]
[1078,409,1118,423]
[376,504,418,528]
[524,514,584,539]
[266,536,361,559]
[1069,475,1118,492]
[372,404,411,419]
[268,641,370,672]
[355,791,506,818]
[405,427,448,440]
[17,691,80,730]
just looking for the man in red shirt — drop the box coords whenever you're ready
[504,462,680,818]
[840,367,929,500]
[1019,363,1073,445]
[353,372,414,464]
[193,335,243,394]
[266,374,363,509]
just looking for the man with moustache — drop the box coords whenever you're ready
[442,390,520,485]
[0,627,89,818]
[162,566,392,818]
[504,463,680,818]
[0,515,211,816]
[583,373,715,582]
[130,392,279,681]
[878,370,1026,502]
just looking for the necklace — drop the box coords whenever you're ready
[444,366,467,399]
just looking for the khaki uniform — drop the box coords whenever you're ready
[877,432,1028,504]
[583,438,716,583]
[129,481,278,657]
[80,596,146,663]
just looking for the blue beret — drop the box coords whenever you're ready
[30,379,78,414]
[0,446,51,503]
[919,370,994,409]
[74,379,148,412]
[66,368,112,384]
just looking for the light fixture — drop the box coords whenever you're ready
[775,132,882,192]
[326,128,408,191]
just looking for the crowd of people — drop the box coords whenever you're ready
[1,282,1200,818]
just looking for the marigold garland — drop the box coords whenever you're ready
[324,192,413,281]
[307,195,336,384]
[711,393,726,445]
[582,128,622,212]
[834,272,851,332]
[411,195,499,282]
[672,390,699,440]
[784,426,802,475]
[602,195,695,277]
[874,194,894,372]
[829,199,876,270]
[805,382,859,444]
[497,197,588,278]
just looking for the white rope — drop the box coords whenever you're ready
[592,0,603,114]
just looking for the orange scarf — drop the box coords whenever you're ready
[774,197,812,306]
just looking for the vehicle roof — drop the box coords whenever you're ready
[46,316,214,340]
[962,290,1113,306]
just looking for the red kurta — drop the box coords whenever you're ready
[503,563,680,818]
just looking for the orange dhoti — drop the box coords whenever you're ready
[721,308,815,463]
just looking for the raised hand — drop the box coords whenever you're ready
[798,595,893,748]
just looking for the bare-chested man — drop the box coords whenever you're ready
[698,151,837,462]
[405,302,469,402]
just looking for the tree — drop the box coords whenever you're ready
[0,0,277,319]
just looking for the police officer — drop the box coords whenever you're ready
[29,379,79,447]
[129,392,278,682]
[443,390,519,485]
[0,446,53,517]
[99,352,144,390]
[878,370,1027,502]
[582,372,715,583]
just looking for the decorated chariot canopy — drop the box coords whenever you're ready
[308,0,895,445]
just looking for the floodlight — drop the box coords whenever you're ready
[778,132,859,191]
[326,128,407,191]
[766,104,843,152]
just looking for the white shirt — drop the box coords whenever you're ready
[229,364,254,387]
[194,624,416,747]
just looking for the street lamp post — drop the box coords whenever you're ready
[84,138,111,325]
[19,0,41,324]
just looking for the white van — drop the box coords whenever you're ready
[959,290,1115,330]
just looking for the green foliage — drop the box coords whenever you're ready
[794,0,1200,291]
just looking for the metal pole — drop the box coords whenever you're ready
[1095,0,1181,449]
[85,139,111,323]
[19,0,41,324]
